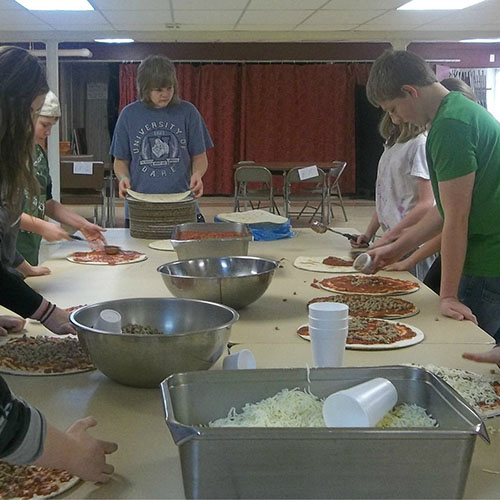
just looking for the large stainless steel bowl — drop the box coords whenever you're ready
[157,256,279,309]
[70,298,239,388]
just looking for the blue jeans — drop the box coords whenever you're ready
[458,275,500,343]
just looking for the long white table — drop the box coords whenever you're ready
[2,228,498,499]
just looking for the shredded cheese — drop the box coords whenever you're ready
[208,388,437,428]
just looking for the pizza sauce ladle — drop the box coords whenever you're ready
[310,221,360,242]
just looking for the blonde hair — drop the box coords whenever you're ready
[379,112,426,147]
[136,55,180,108]
[440,78,477,102]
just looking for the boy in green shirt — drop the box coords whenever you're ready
[16,91,107,276]
[365,50,500,341]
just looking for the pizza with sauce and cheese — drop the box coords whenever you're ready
[294,256,356,273]
[307,294,419,319]
[66,249,146,266]
[0,335,94,375]
[297,317,424,350]
[319,275,420,295]
[0,461,79,500]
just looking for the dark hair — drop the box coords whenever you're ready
[136,54,179,107]
[366,50,437,107]
[440,77,477,102]
[0,46,48,211]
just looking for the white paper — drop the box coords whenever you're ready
[298,165,319,180]
[73,162,93,175]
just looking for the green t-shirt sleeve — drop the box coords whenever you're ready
[429,118,478,182]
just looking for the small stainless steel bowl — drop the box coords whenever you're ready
[157,256,279,309]
[70,297,238,388]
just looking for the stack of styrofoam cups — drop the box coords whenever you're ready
[308,302,349,367]
[322,378,398,427]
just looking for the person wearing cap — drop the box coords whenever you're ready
[16,91,107,277]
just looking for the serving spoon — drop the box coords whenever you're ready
[310,221,361,242]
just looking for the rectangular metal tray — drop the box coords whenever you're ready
[171,222,252,259]
[161,366,488,499]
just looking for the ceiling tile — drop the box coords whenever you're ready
[239,10,314,24]
[322,0,405,8]
[236,24,298,30]
[103,9,172,24]
[177,24,239,30]
[295,24,359,31]
[0,9,49,25]
[303,9,385,24]
[52,23,114,31]
[172,0,247,8]
[110,23,173,31]
[362,10,447,27]
[31,10,107,24]
[92,0,168,8]
[0,0,23,8]
[248,0,325,9]
[174,9,240,24]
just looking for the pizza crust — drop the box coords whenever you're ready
[127,189,192,203]
[66,252,147,265]
[148,239,174,251]
[294,256,356,273]
[17,475,80,500]
[297,320,424,350]
[217,209,288,225]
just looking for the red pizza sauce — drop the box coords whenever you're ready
[70,250,143,265]
[177,231,246,240]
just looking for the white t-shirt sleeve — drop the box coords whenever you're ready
[409,134,430,180]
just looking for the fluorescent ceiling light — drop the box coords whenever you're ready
[95,38,135,44]
[15,0,93,10]
[461,38,500,43]
[399,0,485,10]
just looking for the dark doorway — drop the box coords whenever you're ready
[354,84,384,199]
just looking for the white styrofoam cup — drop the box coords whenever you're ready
[94,309,122,333]
[309,316,348,330]
[308,301,349,320]
[223,349,256,370]
[309,327,348,367]
[323,377,398,427]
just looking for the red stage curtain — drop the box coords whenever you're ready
[118,64,138,112]
[176,64,241,195]
[117,62,373,195]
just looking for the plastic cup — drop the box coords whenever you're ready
[353,253,373,273]
[94,309,122,333]
[309,316,348,330]
[223,349,256,370]
[308,302,349,320]
[323,377,398,427]
[309,327,348,367]
[308,325,348,336]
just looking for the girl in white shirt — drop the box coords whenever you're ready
[352,113,436,280]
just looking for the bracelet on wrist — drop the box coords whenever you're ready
[40,304,57,324]
[118,174,130,182]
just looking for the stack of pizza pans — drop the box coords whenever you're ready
[127,197,196,239]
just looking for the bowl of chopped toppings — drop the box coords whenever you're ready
[70,297,239,388]
[157,256,279,309]
[170,222,252,259]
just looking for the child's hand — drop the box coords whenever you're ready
[463,345,500,364]
[42,224,72,242]
[118,177,131,199]
[80,222,107,245]
[190,172,204,198]
[65,417,118,483]
[350,234,370,248]
[0,315,25,336]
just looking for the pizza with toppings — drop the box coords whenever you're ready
[411,364,500,418]
[294,256,356,273]
[319,275,420,295]
[66,249,146,266]
[297,317,424,350]
[0,335,94,375]
[0,461,79,500]
[307,294,419,319]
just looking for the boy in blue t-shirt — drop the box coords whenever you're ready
[110,55,213,225]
